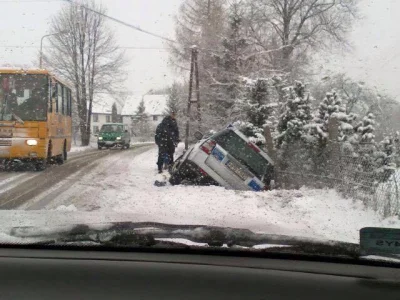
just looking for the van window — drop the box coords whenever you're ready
[213,130,271,178]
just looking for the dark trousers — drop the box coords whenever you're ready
[157,146,174,171]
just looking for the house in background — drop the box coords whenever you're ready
[121,94,168,133]
[91,96,122,135]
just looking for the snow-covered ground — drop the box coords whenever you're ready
[34,145,400,244]
[70,145,94,153]
[70,141,155,153]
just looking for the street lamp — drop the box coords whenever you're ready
[39,31,69,69]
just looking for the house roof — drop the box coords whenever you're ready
[121,94,168,116]
[91,94,122,114]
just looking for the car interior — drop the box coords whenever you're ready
[0,245,398,299]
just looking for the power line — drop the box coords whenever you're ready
[63,0,177,45]
[0,0,61,2]
[0,45,171,51]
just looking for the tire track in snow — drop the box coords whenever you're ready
[19,145,154,210]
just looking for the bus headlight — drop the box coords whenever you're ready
[98,137,103,140]
[116,136,121,140]
[26,140,38,146]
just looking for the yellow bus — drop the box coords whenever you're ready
[0,69,72,170]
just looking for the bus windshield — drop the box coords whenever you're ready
[0,74,48,121]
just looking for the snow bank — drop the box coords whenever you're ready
[70,145,94,153]
[55,204,77,212]
[43,147,400,244]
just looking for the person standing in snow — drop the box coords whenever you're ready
[155,111,180,173]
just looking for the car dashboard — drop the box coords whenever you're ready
[0,247,398,299]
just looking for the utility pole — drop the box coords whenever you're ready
[184,46,201,150]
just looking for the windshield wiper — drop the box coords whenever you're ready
[12,113,24,125]
[7,222,360,257]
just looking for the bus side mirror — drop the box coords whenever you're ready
[125,130,128,133]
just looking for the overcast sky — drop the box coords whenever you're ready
[0,0,399,100]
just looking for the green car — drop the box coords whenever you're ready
[97,123,131,150]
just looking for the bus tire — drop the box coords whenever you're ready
[55,154,64,165]
[46,141,53,164]
[35,159,47,171]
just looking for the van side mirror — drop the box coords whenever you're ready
[125,130,128,133]
[194,131,204,140]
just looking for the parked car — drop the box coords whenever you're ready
[97,123,131,149]
[170,126,275,191]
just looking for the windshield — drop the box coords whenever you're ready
[100,124,123,133]
[0,74,48,121]
[1,0,400,266]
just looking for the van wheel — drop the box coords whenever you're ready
[126,142,130,149]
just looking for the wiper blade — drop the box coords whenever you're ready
[8,222,360,257]
[12,113,24,125]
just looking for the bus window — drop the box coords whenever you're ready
[66,89,70,116]
[57,84,62,113]
[63,86,68,115]
[49,78,53,113]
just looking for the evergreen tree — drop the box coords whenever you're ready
[246,79,274,128]
[375,135,397,181]
[235,78,278,144]
[355,113,378,184]
[206,1,252,127]
[132,100,150,139]
[313,91,344,140]
[276,81,313,147]
[111,102,118,123]
[164,83,181,115]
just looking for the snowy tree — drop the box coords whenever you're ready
[245,79,276,128]
[375,135,397,181]
[358,113,376,144]
[111,103,118,123]
[309,91,344,144]
[132,100,150,139]
[234,78,279,144]
[354,113,379,186]
[245,0,358,74]
[276,81,312,147]
[45,1,126,145]
[207,1,252,123]
[164,83,181,116]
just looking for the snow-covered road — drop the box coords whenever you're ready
[13,145,398,244]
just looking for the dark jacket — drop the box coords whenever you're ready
[155,116,179,150]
